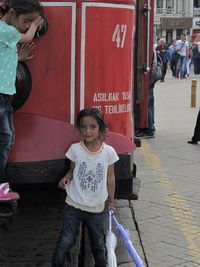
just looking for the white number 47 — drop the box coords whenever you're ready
[112,24,127,48]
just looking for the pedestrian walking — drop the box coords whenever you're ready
[186,46,192,77]
[156,38,169,82]
[192,41,200,75]
[175,34,189,79]
[168,39,177,77]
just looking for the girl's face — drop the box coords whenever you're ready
[79,116,100,144]
[10,11,40,33]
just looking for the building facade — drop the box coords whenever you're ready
[154,0,193,44]
[193,0,200,35]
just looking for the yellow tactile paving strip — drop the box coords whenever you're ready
[141,139,200,265]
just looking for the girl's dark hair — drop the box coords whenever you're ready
[0,0,43,17]
[76,108,107,139]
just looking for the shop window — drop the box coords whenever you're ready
[194,0,200,8]
[157,0,163,8]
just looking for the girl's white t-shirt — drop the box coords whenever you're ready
[65,142,119,212]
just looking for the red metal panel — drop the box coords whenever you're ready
[9,114,135,162]
[82,3,135,140]
[9,0,137,164]
[18,4,74,122]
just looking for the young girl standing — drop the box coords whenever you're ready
[52,108,119,267]
[0,0,43,201]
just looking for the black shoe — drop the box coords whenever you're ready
[136,132,155,139]
[187,140,198,144]
[135,130,145,137]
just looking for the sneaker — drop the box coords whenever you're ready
[136,132,155,139]
[135,131,145,137]
[0,183,20,201]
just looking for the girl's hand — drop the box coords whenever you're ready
[108,202,116,213]
[32,16,43,28]
[18,42,35,62]
[58,176,71,189]
[19,17,44,43]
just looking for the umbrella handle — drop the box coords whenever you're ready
[111,213,119,227]
[109,210,112,232]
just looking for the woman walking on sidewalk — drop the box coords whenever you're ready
[156,38,169,82]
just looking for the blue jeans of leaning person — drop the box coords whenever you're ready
[147,86,155,134]
[0,94,14,183]
[52,204,107,267]
[176,55,186,78]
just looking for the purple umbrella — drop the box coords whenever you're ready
[111,211,145,267]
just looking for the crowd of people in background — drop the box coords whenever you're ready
[136,33,200,140]
[154,33,200,81]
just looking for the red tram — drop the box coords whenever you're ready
[7,0,154,200]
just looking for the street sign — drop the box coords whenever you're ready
[196,20,200,26]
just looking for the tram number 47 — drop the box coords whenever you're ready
[112,24,127,48]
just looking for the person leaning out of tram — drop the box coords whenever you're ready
[0,0,43,201]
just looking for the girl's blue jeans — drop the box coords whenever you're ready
[52,204,107,267]
[0,94,14,183]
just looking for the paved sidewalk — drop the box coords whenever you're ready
[1,71,199,267]
[132,71,200,267]
[87,71,200,267]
